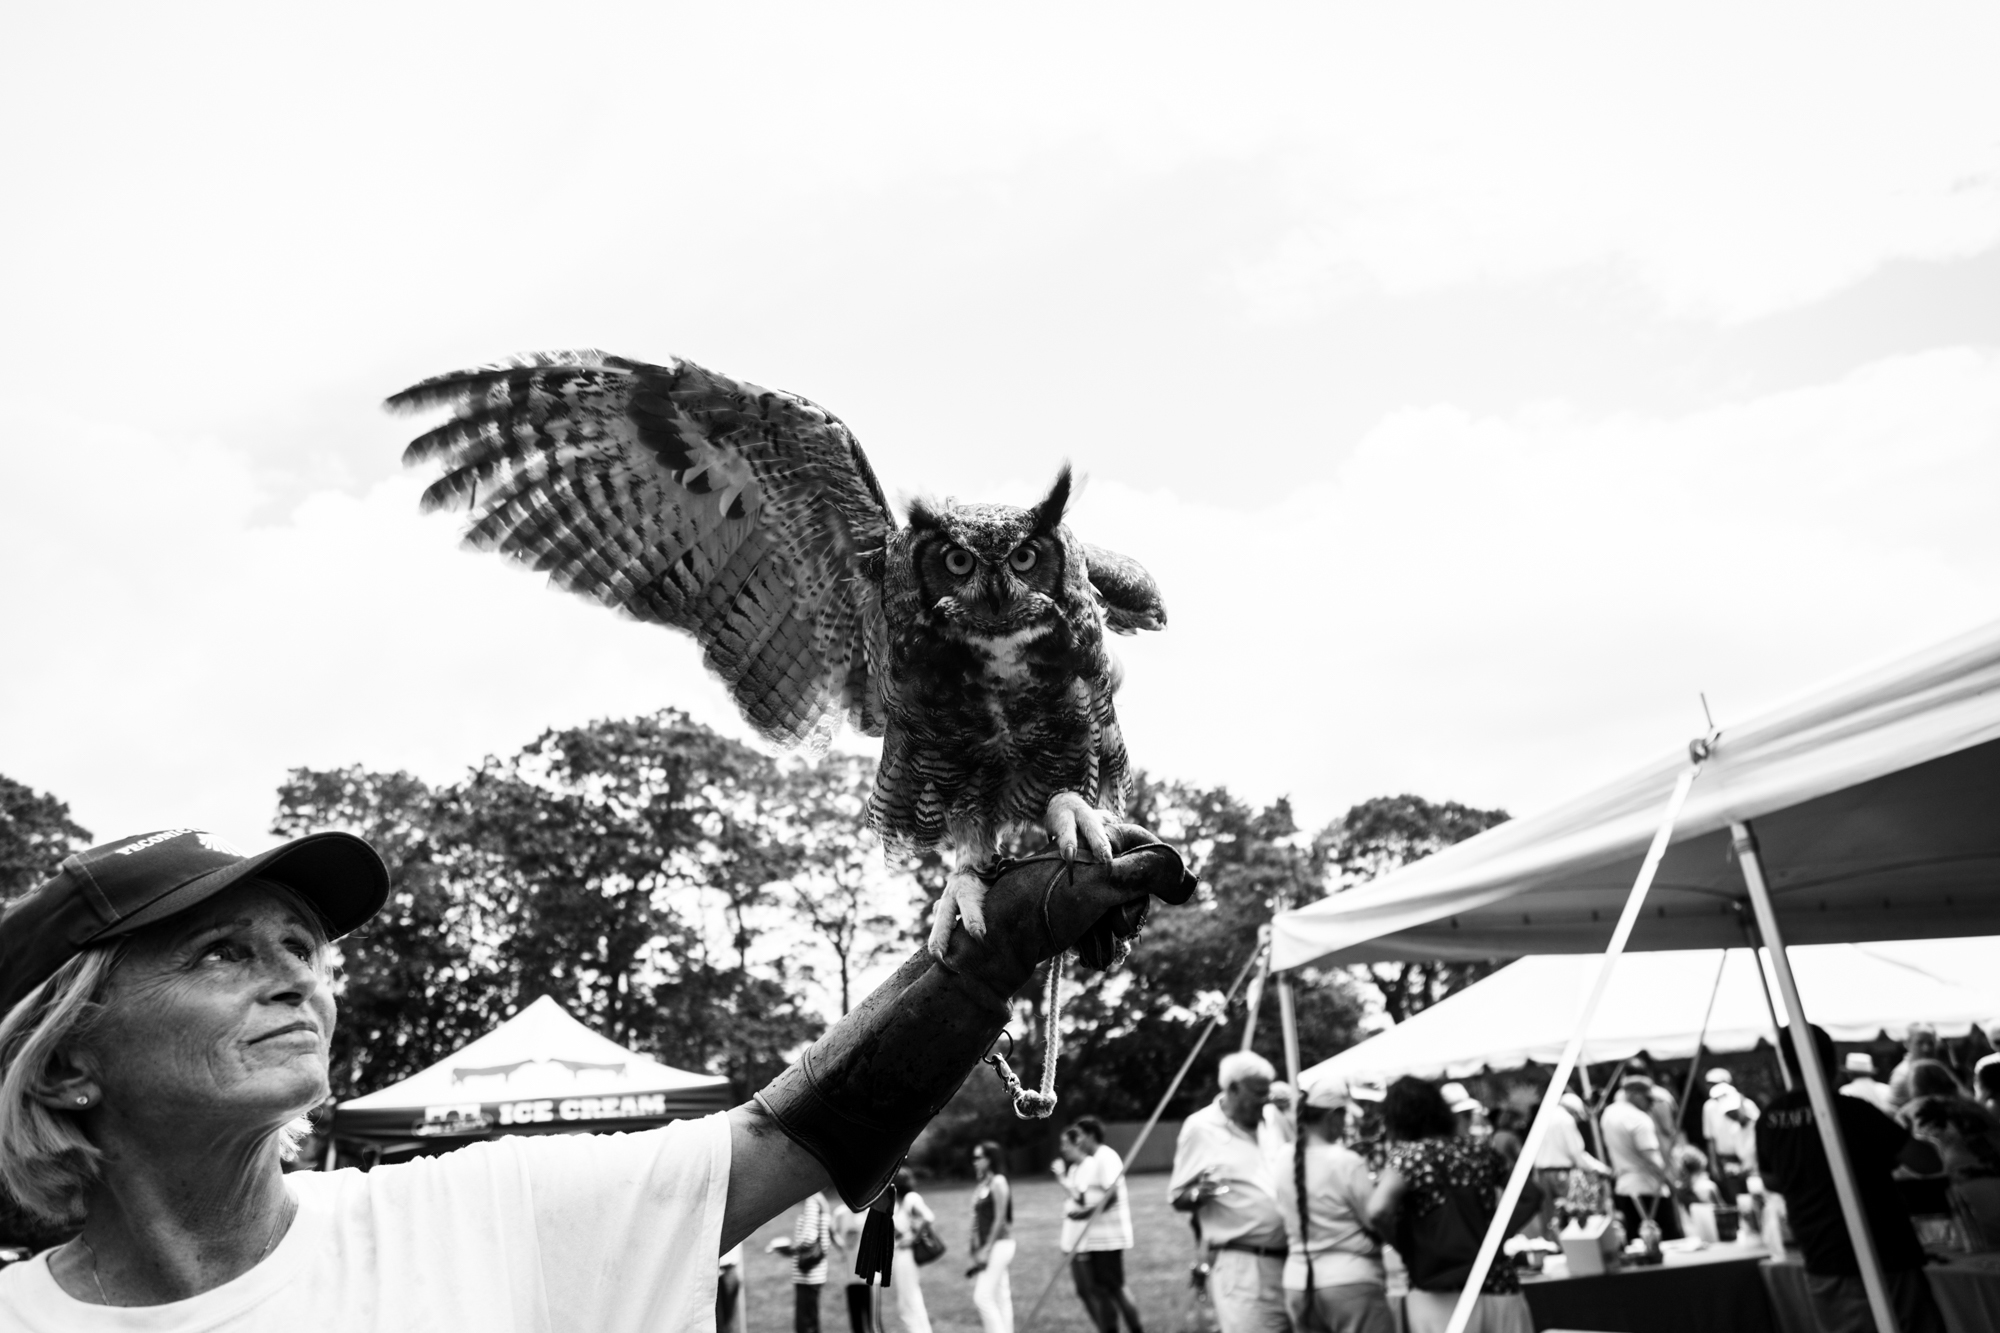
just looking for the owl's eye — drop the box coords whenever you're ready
[1008,546,1038,573]
[943,547,975,576]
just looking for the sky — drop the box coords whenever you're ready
[6,2,2000,877]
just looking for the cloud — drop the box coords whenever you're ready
[1212,8,2000,323]
[7,348,1995,852]
[1077,346,2000,821]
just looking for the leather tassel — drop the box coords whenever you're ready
[855,1184,897,1287]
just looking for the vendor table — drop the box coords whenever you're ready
[1515,1246,1777,1333]
[1762,1251,2000,1333]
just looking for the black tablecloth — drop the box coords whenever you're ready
[1518,1249,1776,1333]
[1763,1251,2000,1333]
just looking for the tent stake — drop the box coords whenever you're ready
[1439,756,1705,1333]
[1733,819,1898,1333]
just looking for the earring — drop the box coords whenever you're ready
[74,1095,88,1106]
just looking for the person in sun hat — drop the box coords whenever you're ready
[0,823,1193,1328]
[1839,1051,1894,1113]
[1439,1082,1489,1141]
[1700,1068,1760,1200]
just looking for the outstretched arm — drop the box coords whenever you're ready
[723,1103,831,1253]
[740,828,1194,1254]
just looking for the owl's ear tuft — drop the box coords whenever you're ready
[905,494,946,532]
[1032,465,1073,537]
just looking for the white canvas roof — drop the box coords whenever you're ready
[1298,937,2000,1085]
[1273,618,2000,970]
[334,995,732,1145]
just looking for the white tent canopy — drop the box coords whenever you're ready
[1299,938,2000,1086]
[1273,618,2000,970]
[334,995,732,1149]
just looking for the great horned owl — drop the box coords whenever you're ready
[392,351,1165,957]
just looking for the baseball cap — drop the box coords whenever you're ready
[1845,1052,1877,1076]
[1301,1078,1351,1111]
[1440,1081,1482,1115]
[1346,1076,1386,1104]
[1704,1068,1734,1085]
[1619,1074,1655,1094]
[0,828,388,1018]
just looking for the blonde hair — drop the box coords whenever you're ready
[0,881,328,1226]
[0,946,126,1226]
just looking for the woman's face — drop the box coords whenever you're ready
[972,1148,991,1179]
[81,882,334,1137]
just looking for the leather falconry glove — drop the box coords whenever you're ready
[754,823,1195,1275]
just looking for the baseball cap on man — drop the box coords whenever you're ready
[0,828,388,1018]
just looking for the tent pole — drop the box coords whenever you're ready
[1440,756,1706,1333]
[1240,924,1273,1053]
[1575,1062,1609,1161]
[1753,947,1797,1092]
[1733,819,1897,1333]
[1677,950,1730,1151]
[1277,972,1303,1089]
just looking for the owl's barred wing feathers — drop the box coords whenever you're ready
[391,351,895,747]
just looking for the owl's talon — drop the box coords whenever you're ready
[928,869,991,955]
[1045,792,1112,863]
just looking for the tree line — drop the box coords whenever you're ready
[0,721,1506,1173]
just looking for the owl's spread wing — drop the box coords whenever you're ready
[1081,543,1166,634]
[391,350,894,745]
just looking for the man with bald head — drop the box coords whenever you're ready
[1171,1051,1289,1333]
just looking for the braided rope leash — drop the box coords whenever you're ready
[975,842,1184,1120]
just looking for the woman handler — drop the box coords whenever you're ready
[0,825,1190,1329]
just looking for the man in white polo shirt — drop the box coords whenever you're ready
[1170,1051,1290,1333]
[1058,1116,1142,1333]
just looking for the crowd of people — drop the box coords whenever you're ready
[750,1020,2000,1333]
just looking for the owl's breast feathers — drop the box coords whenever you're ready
[868,587,1128,851]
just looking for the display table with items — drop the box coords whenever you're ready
[1513,1239,1778,1333]
[1761,1250,2000,1333]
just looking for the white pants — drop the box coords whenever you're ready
[886,1248,933,1333]
[1209,1250,1290,1333]
[973,1237,1016,1333]
[1400,1290,1533,1333]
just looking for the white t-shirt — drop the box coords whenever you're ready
[1701,1088,1760,1166]
[1267,1139,1383,1291]
[1059,1145,1132,1253]
[1532,1111,1593,1171]
[0,1113,731,1333]
[1601,1099,1666,1198]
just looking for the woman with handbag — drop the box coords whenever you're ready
[888,1166,939,1333]
[968,1141,1017,1333]
[1366,1079,1535,1333]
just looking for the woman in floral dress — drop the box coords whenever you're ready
[1366,1078,1534,1333]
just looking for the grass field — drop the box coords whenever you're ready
[741,1174,1197,1333]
